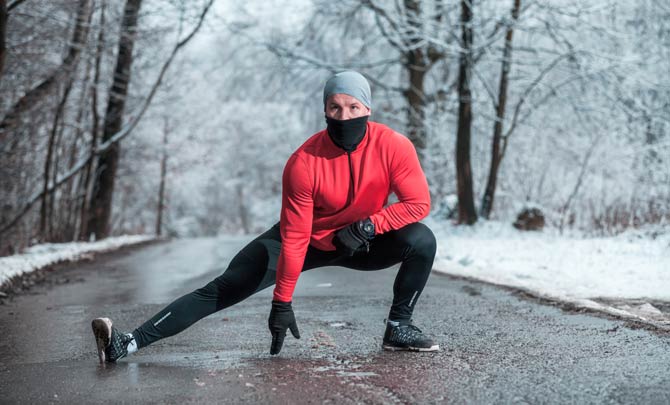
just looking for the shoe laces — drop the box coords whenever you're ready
[398,323,423,337]
[107,328,132,359]
[390,322,425,344]
[403,324,423,334]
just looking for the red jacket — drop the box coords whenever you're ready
[273,121,430,302]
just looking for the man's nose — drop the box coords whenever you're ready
[340,109,352,120]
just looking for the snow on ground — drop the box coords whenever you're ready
[427,218,670,326]
[0,235,155,287]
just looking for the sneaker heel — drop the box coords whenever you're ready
[91,318,112,363]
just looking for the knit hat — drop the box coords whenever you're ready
[323,71,372,109]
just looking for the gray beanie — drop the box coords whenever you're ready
[323,71,372,109]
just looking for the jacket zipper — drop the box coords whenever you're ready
[347,151,369,252]
[347,151,355,202]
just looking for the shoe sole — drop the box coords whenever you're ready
[91,317,112,363]
[382,344,440,352]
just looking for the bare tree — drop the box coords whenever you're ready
[361,0,449,153]
[61,68,91,241]
[455,0,477,224]
[86,0,143,240]
[480,0,520,219]
[40,83,73,240]
[78,2,106,240]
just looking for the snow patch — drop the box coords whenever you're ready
[427,218,670,326]
[0,235,155,287]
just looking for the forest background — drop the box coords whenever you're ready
[0,0,668,255]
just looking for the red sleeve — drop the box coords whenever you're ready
[369,134,430,233]
[273,153,313,302]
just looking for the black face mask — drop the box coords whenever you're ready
[325,115,369,152]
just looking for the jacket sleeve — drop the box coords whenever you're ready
[273,153,314,302]
[369,134,430,233]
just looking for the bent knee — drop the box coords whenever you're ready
[400,222,437,258]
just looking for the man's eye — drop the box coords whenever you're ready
[351,105,358,110]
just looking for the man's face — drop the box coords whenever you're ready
[325,93,371,120]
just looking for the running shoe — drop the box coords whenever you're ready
[382,320,439,352]
[91,317,134,363]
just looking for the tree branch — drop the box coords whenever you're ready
[559,112,602,233]
[7,0,27,12]
[0,0,93,149]
[361,0,408,49]
[372,10,406,53]
[471,63,498,109]
[261,39,406,93]
[503,52,572,139]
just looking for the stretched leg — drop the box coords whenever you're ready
[131,224,336,349]
[131,225,284,349]
[334,222,437,322]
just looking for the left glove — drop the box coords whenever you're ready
[268,300,300,355]
[333,218,375,256]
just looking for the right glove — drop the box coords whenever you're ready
[268,300,300,355]
[332,218,375,256]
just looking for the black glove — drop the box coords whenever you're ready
[268,300,300,355]
[333,218,375,256]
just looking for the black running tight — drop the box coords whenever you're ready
[132,222,436,349]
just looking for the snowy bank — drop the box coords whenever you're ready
[0,235,155,287]
[428,218,670,326]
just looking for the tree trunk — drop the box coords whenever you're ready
[87,0,142,240]
[406,51,427,152]
[156,119,168,237]
[480,0,520,219]
[0,0,6,80]
[40,123,58,241]
[0,0,92,148]
[40,83,72,240]
[63,51,93,241]
[49,115,67,241]
[455,0,477,225]
[63,123,82,241]
[79,3,106,240]
[403,0,428,156]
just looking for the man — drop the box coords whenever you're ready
[92,71,438,363]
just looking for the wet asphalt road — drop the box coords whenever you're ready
[1,237,669,404]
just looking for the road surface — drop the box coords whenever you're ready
[1,237,669,404]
